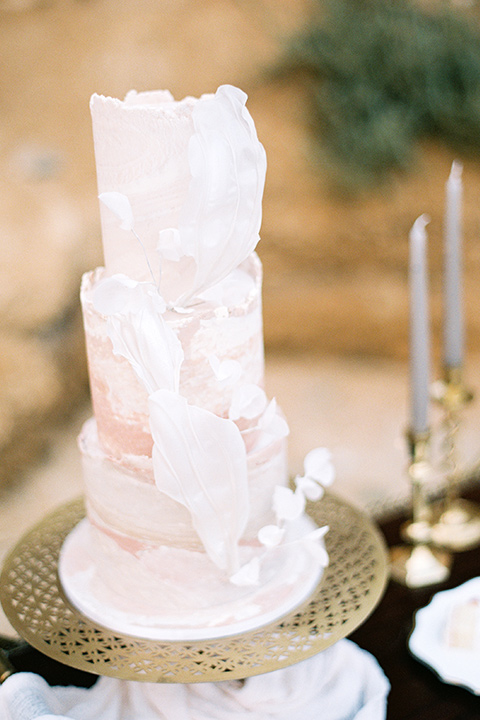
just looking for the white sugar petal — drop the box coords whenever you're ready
[295,476,325,502]
[93,275,166,317]
[273,486,306,523]
[308,525,330,541]
[229,384,267,421]
[230,557,260,587]
[258,524,285,547]
[303,447,335,487]
[149,390,249,574]
[93,274,137,315]
[209,356,242,385]
[306,540,329,567]
[268,414,290,438]
[303,526,329,566]
[259,399,290,439]
[99,191,134,231]
[259,397,277,429]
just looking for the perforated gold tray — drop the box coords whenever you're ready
[0,494,388,684]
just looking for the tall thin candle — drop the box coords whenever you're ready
[409,215,430,435]
[443,161,464,369]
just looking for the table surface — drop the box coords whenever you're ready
[2,487,480,719]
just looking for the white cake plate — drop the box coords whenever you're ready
[409,577,480,694]
[0,493,388,684]
[58,515,324,642]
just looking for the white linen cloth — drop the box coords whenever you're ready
[0,640,389,720]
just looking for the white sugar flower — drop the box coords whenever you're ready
[273,486,306,523]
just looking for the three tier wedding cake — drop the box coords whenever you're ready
[59,84,333,640]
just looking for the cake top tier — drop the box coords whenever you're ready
[90,85,267,307]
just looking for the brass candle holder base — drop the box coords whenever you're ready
[389,429,452,589]
[0,649,15,684]
[430,498,480,552]
[389,544,451,589]
[431,366,480,552]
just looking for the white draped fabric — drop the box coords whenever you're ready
[0,640,389,720]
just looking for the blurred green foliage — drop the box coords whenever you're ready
[283,0,480,191]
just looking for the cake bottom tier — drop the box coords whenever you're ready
[58,516,324,641]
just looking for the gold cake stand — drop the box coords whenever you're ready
[0,493,388,684]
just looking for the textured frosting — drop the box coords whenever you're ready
[81,253,264,459]
[90,86,266,303]
[90,89,196,281]
[80,416,288,549]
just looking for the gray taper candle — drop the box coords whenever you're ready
[443,160,464,369]
[409,215,430,434]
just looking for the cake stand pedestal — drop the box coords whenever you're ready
[0,493,389,717]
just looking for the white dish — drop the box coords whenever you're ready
[409,577,480,694]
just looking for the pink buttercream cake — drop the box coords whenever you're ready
[59,85,331,640]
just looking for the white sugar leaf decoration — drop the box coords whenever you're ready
[258,524,285,548]
[304,447,335,487]
[93,275,138,315]
[172,85,267,306]
[149,389,249,574]
[99,191,134,231]
[94,278,183,395]
[229,384,267,421]
[230,557,260,587]
[306,540,329,567]
[94,274,166,316]
[273,486,306,523]
[108,310,183,395]
[308,525,330,542]
[303,526,329,566]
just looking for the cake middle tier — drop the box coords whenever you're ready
[81,252,265,460]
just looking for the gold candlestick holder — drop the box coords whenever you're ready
[390,429,452,588]
[0,648,15,684]
[430,366,480,551]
